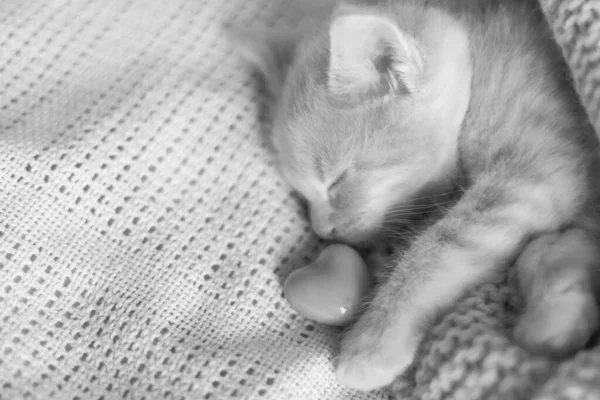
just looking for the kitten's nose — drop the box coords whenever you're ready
[314,224,337,240]
[310,207,337,239]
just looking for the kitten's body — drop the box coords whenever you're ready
[231,0,600,391]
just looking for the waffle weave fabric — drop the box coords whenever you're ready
[0,1,599,400]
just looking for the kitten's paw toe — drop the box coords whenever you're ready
[514,290,598,357]
[334,332,415,391]
[334,350,399,391]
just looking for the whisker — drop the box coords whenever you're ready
[393,196,459,208]
[385,206,436,216]
[382,218,412,225]
[385,201,455,214]
[385,199,458,215]
[389,188,462,206]
[377,226,414,240]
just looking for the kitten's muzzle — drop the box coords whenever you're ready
[313,223,337,240]
[310,207,372,243]
[313,221,374,245]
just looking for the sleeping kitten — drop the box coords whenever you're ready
[230,0,600,391]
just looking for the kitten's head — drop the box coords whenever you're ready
[230,4,471,244]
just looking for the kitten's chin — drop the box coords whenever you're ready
[334,232,375,247]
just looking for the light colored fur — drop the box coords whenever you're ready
[230,0,600,391]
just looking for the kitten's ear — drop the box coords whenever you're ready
[327,10,424,99]
[226,25,299,96]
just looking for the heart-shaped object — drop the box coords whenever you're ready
[283,244,370,326]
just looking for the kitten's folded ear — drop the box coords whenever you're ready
[328,8,424,100]
[225,25,299,96]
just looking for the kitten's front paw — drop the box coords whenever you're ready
[334,322,416,391]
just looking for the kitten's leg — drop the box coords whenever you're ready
[334,171,587,391]
[514,228,600,356]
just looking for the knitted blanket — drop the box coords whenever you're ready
[0,1,598,400]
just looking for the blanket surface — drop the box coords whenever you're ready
[0,1,599,400]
